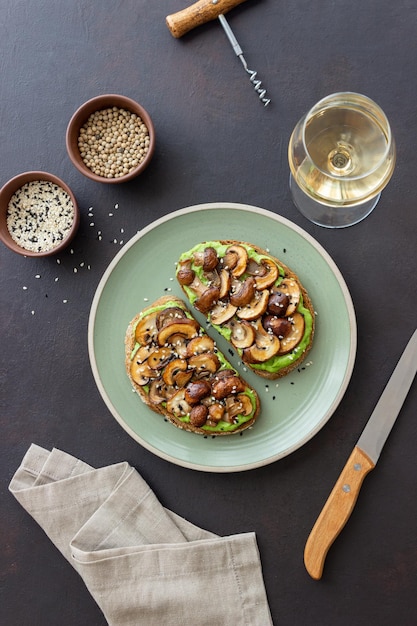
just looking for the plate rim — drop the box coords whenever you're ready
[88,202,357,472]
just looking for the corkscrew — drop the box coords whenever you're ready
[166,0,271,107]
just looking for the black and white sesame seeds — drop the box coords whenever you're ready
[7,180,74,252]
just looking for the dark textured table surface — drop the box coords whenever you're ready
[1,1,417,624]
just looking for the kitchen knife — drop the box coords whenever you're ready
[304,328,417,580]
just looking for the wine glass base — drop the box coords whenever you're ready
[289,174,380,228]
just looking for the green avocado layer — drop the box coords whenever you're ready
[130,299,257,433]
[177,241,314,374]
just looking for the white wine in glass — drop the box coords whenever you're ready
[288,92,396,228]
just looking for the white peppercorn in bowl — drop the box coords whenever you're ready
[0,171,80,257]
[66,94,155,183]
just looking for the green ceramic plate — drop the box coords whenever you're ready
[88,203,356,472]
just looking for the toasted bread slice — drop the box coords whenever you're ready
[176,241,315,379]
[125,296,260,435]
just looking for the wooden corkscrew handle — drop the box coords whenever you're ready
[166,0,249,38]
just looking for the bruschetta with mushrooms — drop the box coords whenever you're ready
[176,241,315,379]
[125,296,260,435]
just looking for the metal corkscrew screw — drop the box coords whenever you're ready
[217,13,270,106]
[166,0,271,107]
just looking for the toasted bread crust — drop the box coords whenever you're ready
[125,296,260,435]
[177,241,315,380]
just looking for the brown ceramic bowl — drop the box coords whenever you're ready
[66,94,155,183]
[0,171,80,257]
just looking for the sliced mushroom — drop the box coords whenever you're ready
[147,346,172,370]
[130,360,158,386]
[274,278,301,316]
[156,307,187,330]
[194,285,220,313]
[242,319,281,364]
[236,289,269,321]
[133,344,154,364]
[186,335,215,357]
[225,394,253,421]
[210,301,237,325]
[162,358,190,386]
[134,311,158,345]
[168,333,189,358]
[225,245,248,277]
[277,312,305,354]
[157,318,200,346]
[149,379,174,405]
[254,258,279,290]
[188,352,220,376]
[219,269,231,298]
[226,318,256,349]
[246,257,267,277]
[166,388,192,417]
[230,276,256,307]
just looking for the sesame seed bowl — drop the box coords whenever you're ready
[66,94,156,183]
[0,171,80,257]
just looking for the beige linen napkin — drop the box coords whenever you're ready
[9,444,273,626]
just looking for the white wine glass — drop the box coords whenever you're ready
[288,92,396,228]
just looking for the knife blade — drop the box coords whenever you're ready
[304,328,417,580]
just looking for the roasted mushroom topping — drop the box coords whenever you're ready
[166,388,192,417]
[130,360,158,386]
[149,379,174,405]
[277,312,305,354]
[219,269,231,298]
[227,318,256,349]
[157,318,200,346]
[188,352,220,375]
[274,278,301,316]
[225,244,248,277]
[211,375,246,400]
[156,307,187,329]
[254,258,279,290]
[225,394,253,421]
[186,335,215,357]
[210,301,237,325]
[185,380,212,404]
[162,358,189,386]
[263,316,292,339]
[242,319,280,364]
[236,289,269,321]
[177,267,195,286]
[267,291,290,317]
[189,404,209,427]
[194,285,220,314]
[147,346,172,370]
[208,403,226,422]
[135,311,159,345]
[203,246,219,271]
[230,276,256,307]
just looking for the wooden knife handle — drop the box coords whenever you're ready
[166,0,249,38]
[304,446,375,580]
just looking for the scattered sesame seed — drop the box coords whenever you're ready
[63,299,68,303]
[23,286,28,290]
[35,274,41,279]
